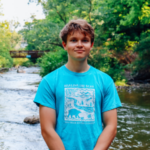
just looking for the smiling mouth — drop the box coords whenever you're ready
[75,50,84,52]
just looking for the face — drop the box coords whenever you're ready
[62,31,94,62]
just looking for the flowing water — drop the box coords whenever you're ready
[110,88,150,150]
[0,67,150,150]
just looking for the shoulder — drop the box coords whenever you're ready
[39,66,64,90]
[90,66,114,92]
[43,65,64,83]
[90,66,113,83]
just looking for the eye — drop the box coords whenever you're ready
[71,39,77,42]
[82,39,89,42]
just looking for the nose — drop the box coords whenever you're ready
[77,40,83,47]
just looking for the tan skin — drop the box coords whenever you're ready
[40,31,117,150]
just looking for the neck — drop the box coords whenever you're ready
[66,58,90,73]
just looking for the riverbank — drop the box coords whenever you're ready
[116,82,150,89]
[2,66,150,90]
[0,65,39,73]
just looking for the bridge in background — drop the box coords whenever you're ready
[9,50,50,58]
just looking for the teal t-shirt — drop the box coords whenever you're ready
[34,65,122,150]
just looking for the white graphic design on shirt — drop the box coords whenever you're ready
[64,88,95,123]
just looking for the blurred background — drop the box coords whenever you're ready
[0,0,150,150]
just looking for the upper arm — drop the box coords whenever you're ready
[34,77,56,109]
[40,105,56,132]
[102,109,117,127]
[102,81,122,113]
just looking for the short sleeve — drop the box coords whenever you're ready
[33,77,56,109]
[102,82,122,113]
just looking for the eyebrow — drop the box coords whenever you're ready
[69,36,90,40]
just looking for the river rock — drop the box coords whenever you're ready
[15,65,20,69]
[31,71,40,74]
[142,92,147,96]
[24,115,39,124]
[17,69,26,73]
[9,67,16,71]
[133,69,150,81]
[0,68,9,73]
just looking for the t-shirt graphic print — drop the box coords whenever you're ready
[64,87,95,124]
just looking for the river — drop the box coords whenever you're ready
[0,67,150,150]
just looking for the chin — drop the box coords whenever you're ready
[75,57,87,61]
[69,54,88,61]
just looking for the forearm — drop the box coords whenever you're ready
[94,125,117,150]
[42,128,65,150]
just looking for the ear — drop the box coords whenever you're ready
[90,42,94,51]
[62,41,67,50]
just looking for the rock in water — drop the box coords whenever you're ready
[24,115,39,124]
[17,69,26,73]
[0,68,9,73]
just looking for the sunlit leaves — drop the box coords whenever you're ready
[0,20,22,68]
[139,2,150,24]
[0,21,12,68]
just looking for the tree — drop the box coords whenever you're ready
[0,7,22,68]
[133,37,150,72]
[21,0,125,80]
[23,0,150,80]
[19,19,62,50]
[20,0,99,50]
[98,0,150,51]
[0,21,13,68]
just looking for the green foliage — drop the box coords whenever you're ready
[10,31,22,49]
[0,55,11,68]
[13,58,31,67]
[133,37,150,72]
[22,0,126,80]
[0,21,13,68]
[0,2,22,69]
[19,19,62,50]
[21,60,34,67]
[88,48,125,81]
[92,0,150,56]
[37,49,67,77]
[115,79,128,86]
[22,0,150,80]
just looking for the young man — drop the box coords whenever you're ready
[34,19,122,150]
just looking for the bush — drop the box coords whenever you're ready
[88,48,125,82]
[13,58,29,66]
[133,37,150,73]
[21,60,34,67]
[37,47,125,82]
[13,58,34,67]
[0,56,10,68]
[37,49,67,77]
[0,53,13,68]
[115,79,128,86]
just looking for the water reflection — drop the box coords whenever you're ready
[119,89,150,108]
[110,90,150,150]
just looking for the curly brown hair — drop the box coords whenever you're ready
[59,19,94,43]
